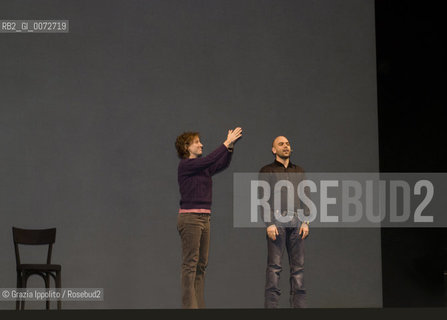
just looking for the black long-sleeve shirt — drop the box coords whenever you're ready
[259,160,309,227]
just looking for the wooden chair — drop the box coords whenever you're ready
[12,227,61,310]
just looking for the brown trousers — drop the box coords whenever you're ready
[177,212,210,308]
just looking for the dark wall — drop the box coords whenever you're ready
[376,0,447,307]
[0,0,380,308]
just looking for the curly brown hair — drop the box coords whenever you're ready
[175,131,200,159]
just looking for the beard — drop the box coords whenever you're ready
[277,153,290,160]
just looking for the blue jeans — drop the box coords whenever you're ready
[265,226,306,308]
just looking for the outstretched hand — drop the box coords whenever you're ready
[224,127,242,147]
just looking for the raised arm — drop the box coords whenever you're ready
[208,127,243,175]
[180,127,243,176]
[179,144,229,176]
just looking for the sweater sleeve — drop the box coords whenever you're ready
[208,148,233,175]
[179,144,230,176]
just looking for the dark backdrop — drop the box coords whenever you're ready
[376,0,447,307]
[0,0,380,309]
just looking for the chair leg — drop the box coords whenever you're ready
[16,272,21,311]
[56,270,61,310]
[20,273,27,310]
[44,273,50,310]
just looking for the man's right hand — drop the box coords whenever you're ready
[267,224,279,241]
[224,127,242,147]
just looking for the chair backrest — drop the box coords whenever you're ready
[12,227,57,266]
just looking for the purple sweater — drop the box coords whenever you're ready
[178,144,232,210]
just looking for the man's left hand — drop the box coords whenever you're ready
[299,223,309,239]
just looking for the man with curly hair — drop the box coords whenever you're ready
[175,127,242,308]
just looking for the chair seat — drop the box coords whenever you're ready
[17,264,61,272]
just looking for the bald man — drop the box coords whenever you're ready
[259,136,309,308]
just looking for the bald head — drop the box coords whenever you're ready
[272,136,291,159]
[272,136,288,147]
